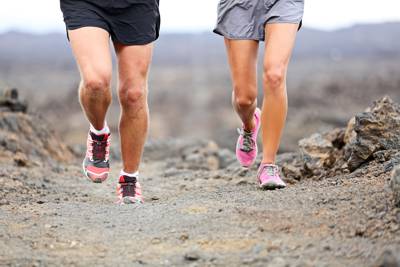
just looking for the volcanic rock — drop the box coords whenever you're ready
[373,250,400,267]
[346,96,400,171]
[288,96,400,179]
[391,166,400,207]
[0,88,28,113]
[0,111,73,164]
[298,129,344,177]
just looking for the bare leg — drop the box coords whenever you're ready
[261,24,299,163]
[114,42,153,173]
[68,27,112,130]
[224,39,259,131]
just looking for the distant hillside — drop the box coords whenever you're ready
[0,32,72,69]
[0,22,399,70]
[294,22,400,59]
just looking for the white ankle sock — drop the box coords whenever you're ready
[120,170,139,178]
[90,122,110,135]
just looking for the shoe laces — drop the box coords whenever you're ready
[260,164,279,177]
[119,176,138,198]
[87,134,110,161]
[121,183,136,198]
[237,128,254,153]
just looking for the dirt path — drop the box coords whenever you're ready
[1,154,399,267]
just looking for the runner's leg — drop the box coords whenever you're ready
[261,23,299,163]
[224,39,259,131]
[68,27,112,130]
[114,42,153,173]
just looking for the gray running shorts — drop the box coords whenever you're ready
[213,0,304,41]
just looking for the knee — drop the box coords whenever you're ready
[263,64,286,92]
[119,83,147,109]
[233,85,257,110]
[83,74,111,95]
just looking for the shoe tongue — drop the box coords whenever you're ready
[90,132,107,141]
[243,129,253,134]
[263,165,277,176]
[119,175,137,184]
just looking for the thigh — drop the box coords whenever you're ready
[114,43,154,87]
[224,39,259,89]
[263,24,299,70]
[68,27,112,81]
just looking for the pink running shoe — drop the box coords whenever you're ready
[257,163,286,190]
[83,131,111,183]
[236,108,261,168]
[116,175,143,204]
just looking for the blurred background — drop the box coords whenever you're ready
[0,0,399,152]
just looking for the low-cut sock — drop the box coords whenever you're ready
[90,122,110,135]
[120,170,139,178]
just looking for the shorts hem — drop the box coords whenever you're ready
[65,24,159,46]
[111,35,159,46]
[265,20,303,31]
[65,24,111,40]
[213,29,263,41]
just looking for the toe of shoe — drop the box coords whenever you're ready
[85,172,109,183]
[121,197,143,205]
[237,153,256,167]
[259,181,286,190]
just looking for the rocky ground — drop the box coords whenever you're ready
[1,96,400,266]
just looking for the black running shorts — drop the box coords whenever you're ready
[60,0,160,45]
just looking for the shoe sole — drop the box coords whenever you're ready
[240,161,255,168]
[121,197,143,205]
[91,177,105,184]
[259,182,286,190]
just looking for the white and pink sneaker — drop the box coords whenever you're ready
[236,108,261,168]
[257,163,286,190]
[116,175,143,204]
[83,131,111,183]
